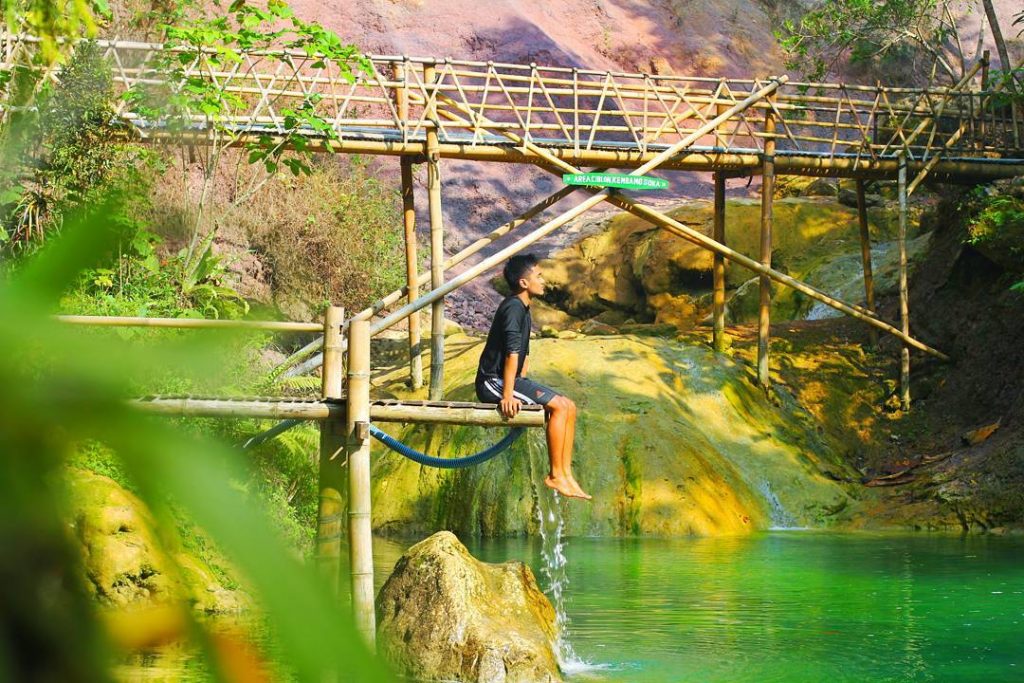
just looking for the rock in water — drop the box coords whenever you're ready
[376,531,562,683]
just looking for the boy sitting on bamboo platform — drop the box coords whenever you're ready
[475,254,591,500]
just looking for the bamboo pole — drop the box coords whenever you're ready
[897,156,911,410]
[316,306,345,594]
[424,62,446,401]
[346,318,375,648]
[712,172,728,352]
[55,314,321,332]
[400,156,423,390]
[395,61,424,391]
[757,102,776,388]
[979,51,990,148]
[856,180,878,347]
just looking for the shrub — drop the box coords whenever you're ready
[235,159,406,319]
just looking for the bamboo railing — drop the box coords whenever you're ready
[3,34,1023,179]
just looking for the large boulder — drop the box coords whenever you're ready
[376,531,562,683]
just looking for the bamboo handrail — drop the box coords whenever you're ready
[132,395,546,426]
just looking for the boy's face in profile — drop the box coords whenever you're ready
[518,264,546,297]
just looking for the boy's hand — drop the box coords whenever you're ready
[500,396,522,419]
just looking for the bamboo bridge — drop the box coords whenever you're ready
[7,33,1024,648]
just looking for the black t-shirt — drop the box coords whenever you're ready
[477,296,531,380]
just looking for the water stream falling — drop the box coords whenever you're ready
[756,478,804,530]
[526,431,587,672]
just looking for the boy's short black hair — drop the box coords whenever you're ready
[503,254,540,292]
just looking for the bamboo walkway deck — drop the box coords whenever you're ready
[3,34,1022,181]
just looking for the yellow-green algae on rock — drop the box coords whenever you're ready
[65,468,247,612]
[544,197,916,327]
[371,333,861,538]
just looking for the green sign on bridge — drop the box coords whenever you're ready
[563,172,669,191]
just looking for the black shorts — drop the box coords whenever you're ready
[476,376,560,406]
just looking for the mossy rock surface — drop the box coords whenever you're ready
[543,197,913,329]
[370,334,863,538]
[65,468,247,612]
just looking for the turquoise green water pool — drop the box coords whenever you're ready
[468,533,1024,682]
[119,532,1024,682]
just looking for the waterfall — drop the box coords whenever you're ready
[757,479,804,530]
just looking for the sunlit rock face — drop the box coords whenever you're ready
[66,468,245,612]
[542,197,913,330]
[376,531,562,683]
[370,332,860,538]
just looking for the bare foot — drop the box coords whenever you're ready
[544,474,578,498]
[567,476,592,501]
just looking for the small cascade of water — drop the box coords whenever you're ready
[525,432,586,671]
[757,479,804,530]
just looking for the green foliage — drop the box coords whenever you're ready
[1,40,145,250]
[0,182,391,681]
[240,160,406,317]
[777,0,969,84]
[2,0,110,64]
[126,0,370,179]
[960,184,1024,292]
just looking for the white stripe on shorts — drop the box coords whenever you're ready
[484,378,536,404]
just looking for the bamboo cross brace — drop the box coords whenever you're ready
[574,185,949,361]
[898,61,982,156]
[491,143,947,358]
[276,180,589,375]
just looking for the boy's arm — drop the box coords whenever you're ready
[500,353,521,418]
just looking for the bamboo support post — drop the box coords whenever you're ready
[897,156,911,410]
[400,156,423,389]
[395,62,424,390]
[757,101,776,388]
[979,52,989,148]
[424,62,446,401]
[316,306,345,594]
[856,180,878,347]
[346,318,375,648]
[712,172,728,352]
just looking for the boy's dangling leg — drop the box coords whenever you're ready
[543,396,589,499]
[544,398,576,498]
[562,398,590,500]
